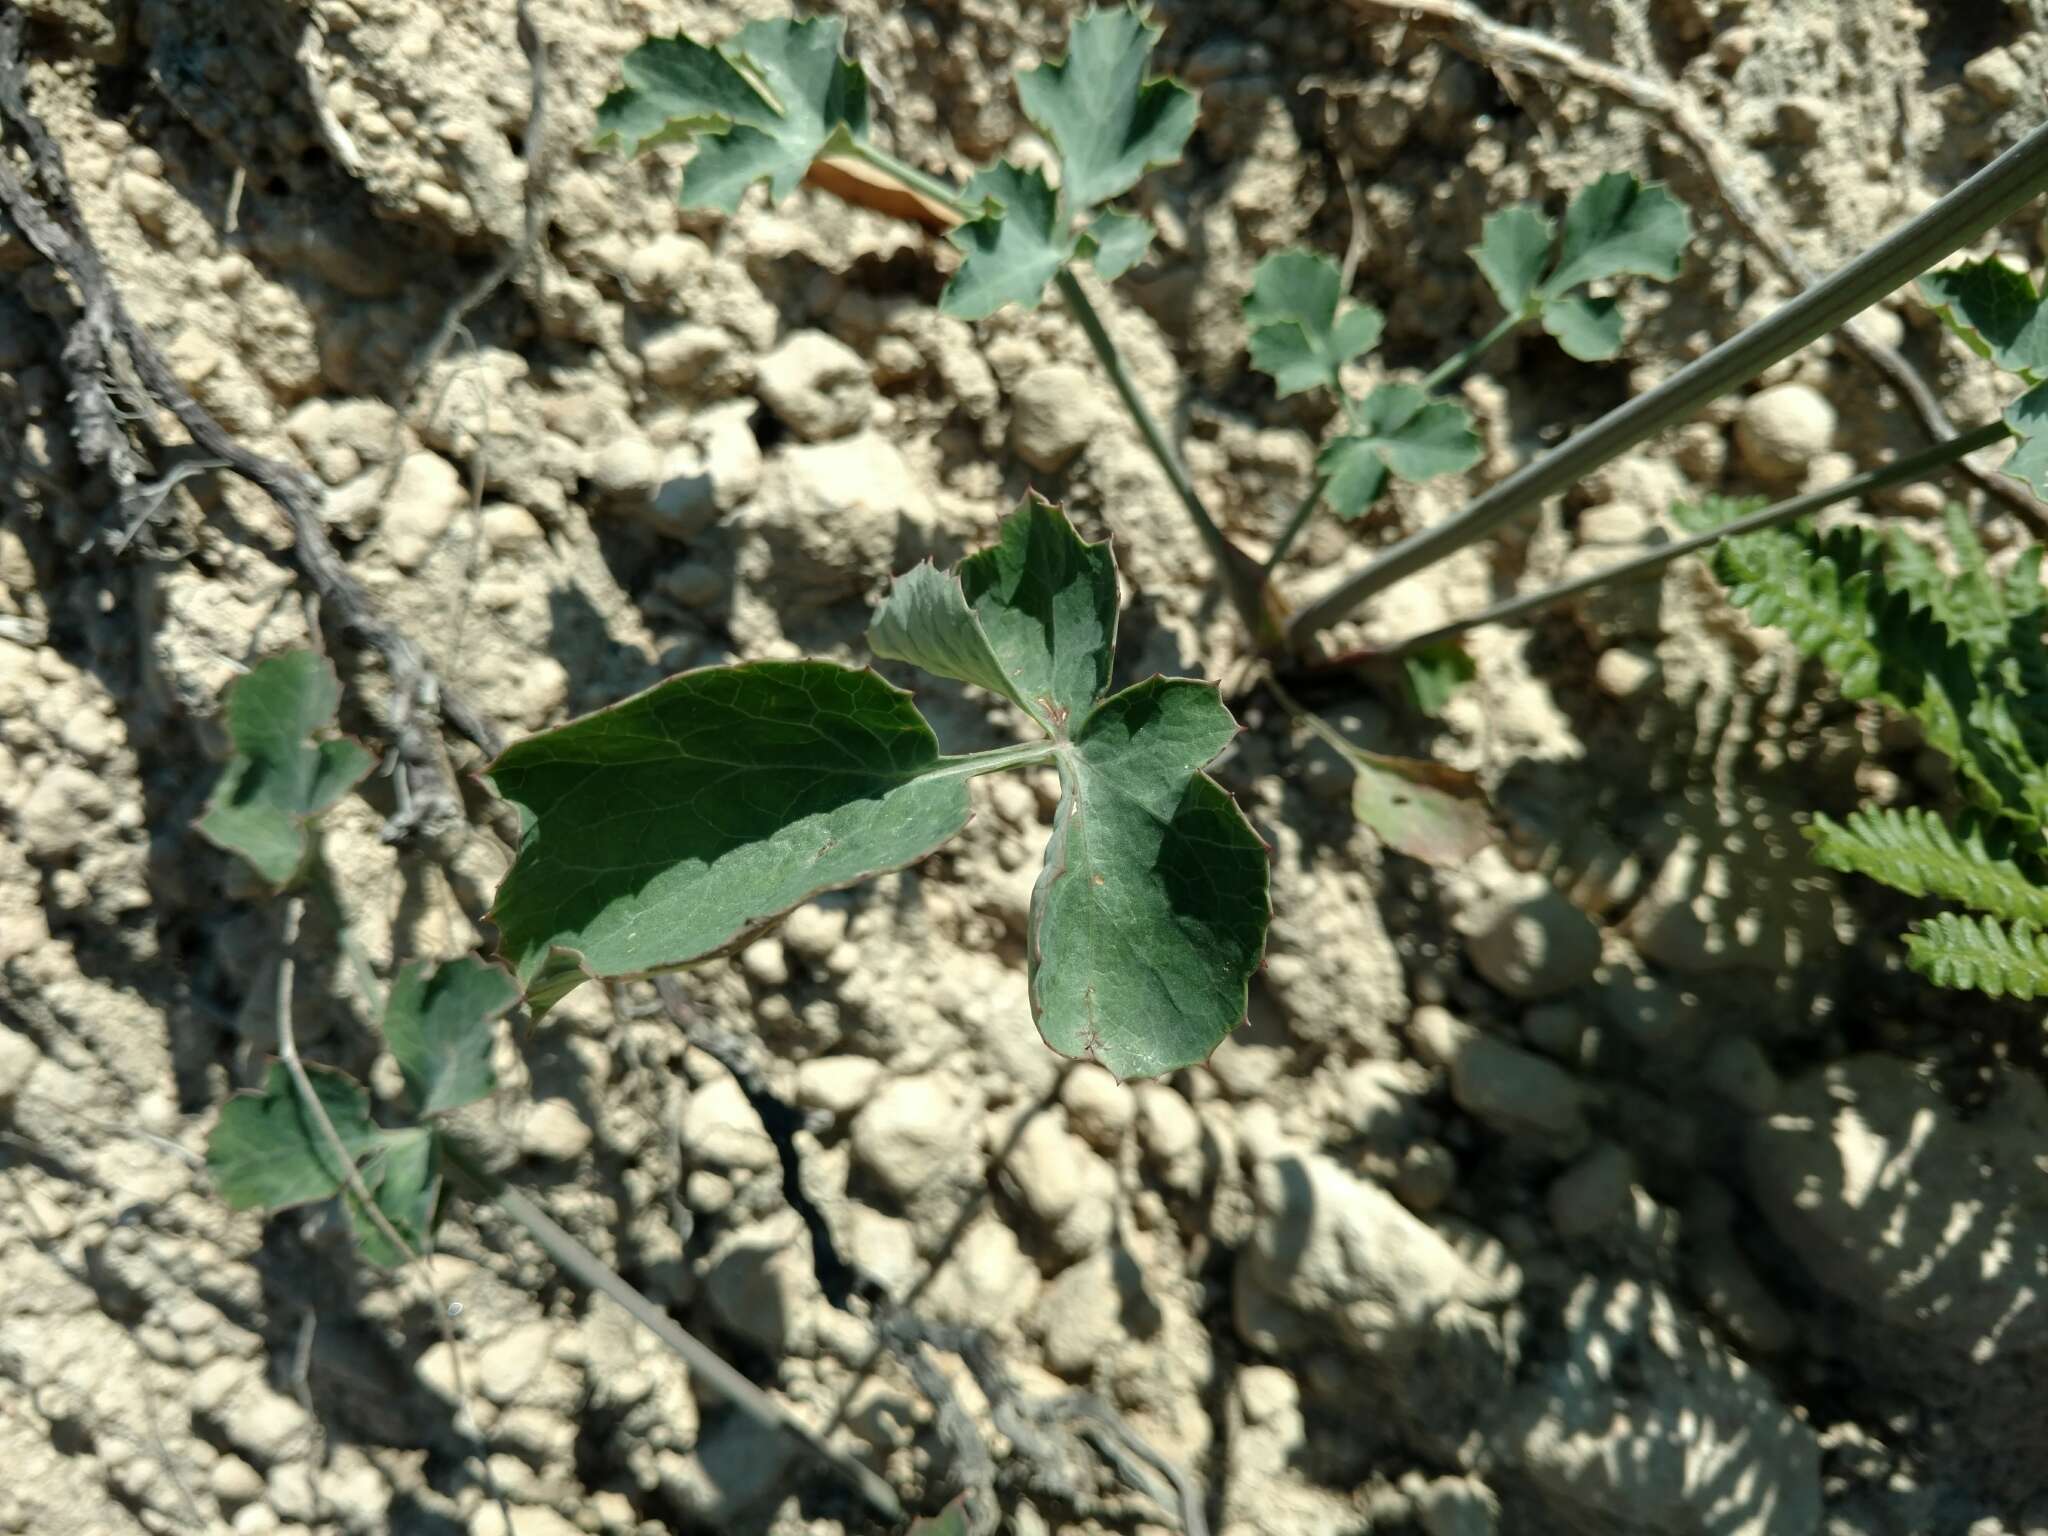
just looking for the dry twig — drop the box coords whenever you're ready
[0,5,503,849]
[1343,0,2047,532]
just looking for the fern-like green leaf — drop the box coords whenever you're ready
[1709,528,1884,698]
[1809,806,2048,923]
[1904,912,2048,1000]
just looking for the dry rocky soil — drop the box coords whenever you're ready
[5,0,2048,1533]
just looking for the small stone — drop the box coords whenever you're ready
[1964,46,2026,107]
[212,1379,315,1465]
[1520,1003,1586,1062]
[639,321,742,392]
[1547,1142,1636,1237]
[1135,1082,1204,1192]
[795,1056,881,1118]
[739,937,789,988]
[678,1076,776,1171]
[16,765,111,861]
[1702,1034,1779,1114]
[587,435,661,500]
[1009,364,1099,471]
[1595,646,1658,700]
[1392,1140,1457,1214]
[1735,383,1835,483]
[476,1322,552,1405]
[1061,1064,1134,1150]
[469,1506,583,1536]
[998,1108,1116,1260]
[921,1213,1040,1330]
[209,1457,266,1510]
[519,1100,593,1162]
[851,1073,976,1203]
[1774,97,1827,143]
[703,1211,820,1354]
[1467,888,1602,1000]
[0,1026,39,1107]
[756,331,874,440]
[782,903,849,964]
[1446,1030,1589,1144]
[378,450,466,570]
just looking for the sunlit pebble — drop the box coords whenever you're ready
[447,1302,464,1318]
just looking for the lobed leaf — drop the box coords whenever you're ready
[347,1128,438,1268]
[1317,385,1482,519]
[1015,5,1197,213]
[1243,249,1385,399]
[1809,806,2048,924]
[1471,205,1554,317]
[1919,259,2048,376]
[383,957,521,1116]
[1546,173,1690,295]
[596,17,869,213]
[208,1062,384,1212]
[197,652,374,887]
[1905,912,2048,1000]
[1031,677,1268,1078]
[490,498,1269,1078]
[2002,381,2048,498]
[1083,209,1154,279]
[1540,293,1624,362]
[942,162,1076,320]
[488,661,982,1014]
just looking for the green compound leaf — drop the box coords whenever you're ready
[874,496,1119,734]
[1469,175,1688,362]
[208,1062,385,1212]
[1317,385,1482,519]
[489,499,1268,1078]
[1810,806,2048,925]
[1032,677,1268,1078]
[1082,208,1154,279]
[1402,640,1478,718]
[1920,259,2048,376]
[1905,912,2048,1000]
[1540,293,1624,363]
[595,16,869,213]
[1015,5,1197,214]
[1471,205,1555,316]
[488,661,983,1011]
[347,1128,438,1268]
[1243,248,1386,399]
[1545,172,1690,295]
[942,162,1077,320]
[197,651,374,887]
[2002,381,2048,498]
[383,958,520,1116]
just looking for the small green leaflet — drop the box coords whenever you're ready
[1920,259,2048,376]
[1401,641,1478,718]
[1470,174,1689,361]
[940,5,1190,314]
[383,957,520,1116]
[1015,6,1196,214]
[1317,385,1482,520]
[595,16,869,213]
[1243,249,1386,399]
[907,1496,973,1536]
[207,1064,435,1267]
[197,651,374,887]
[1288,703,1491,865]
[1905,912,2048,1000]
[943,163,1076,320]
[490,498,1269,1079]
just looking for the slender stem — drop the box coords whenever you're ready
[440,1145,905,1522]
[1420,308,1527,394]
[938,741,1061,777]
[1055,268,1278,644]
[1264,478,1327,574]
[1380,418,2013,655]
[843,139,974,217]
[1285,117,2048,648]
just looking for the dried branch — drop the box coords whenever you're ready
[1342,0,2047,533]
[0,5,503,850]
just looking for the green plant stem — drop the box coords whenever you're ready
[843,138,973,217]
[1263,477,1327,574]
[938,741,1060,777]
[1055,268,1279,644]
[441,1142,905,1522]
[1420,308,1527,394]
[1378,418,2012,655]
[1284,117,2048,648]
[847,141,1278,646]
